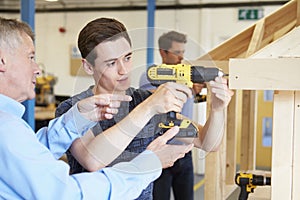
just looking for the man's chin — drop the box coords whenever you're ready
[115,85,130,92]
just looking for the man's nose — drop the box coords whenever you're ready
[118,61,127,74]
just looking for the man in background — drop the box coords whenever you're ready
[139,31,204,200]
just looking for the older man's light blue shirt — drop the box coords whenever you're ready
[0,94,162,200]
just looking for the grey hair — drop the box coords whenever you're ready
[0,17,34,52]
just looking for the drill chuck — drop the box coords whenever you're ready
[252,174,271,186]
[191,66,224,83]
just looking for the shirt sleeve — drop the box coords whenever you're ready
[73,150,162,200]
[36,103,97,159]
[0,117,161,200]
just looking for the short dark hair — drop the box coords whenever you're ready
[158,31,187,51]
[0,17,34,51]
[78,17,131,65]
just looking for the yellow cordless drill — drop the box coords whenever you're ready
[235,172,271,200]
[147,64,226,137]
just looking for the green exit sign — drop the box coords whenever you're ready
[238,8,264,20]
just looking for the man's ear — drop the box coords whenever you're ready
[82,59,94,75]
[159,49,166,58]
[0,50,7,72]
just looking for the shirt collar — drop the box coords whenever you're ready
[0,94,25,117]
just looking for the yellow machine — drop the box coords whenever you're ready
[35,72,57,108]
[235,172,271,200]
[147,64,226,137]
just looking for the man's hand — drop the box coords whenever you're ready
[146,126,194,168]
[143,82,192,116]
[77,94,132,121]
[208,77,234,111]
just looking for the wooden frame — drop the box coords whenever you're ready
[193,0,300,199]
[229,59,300,200]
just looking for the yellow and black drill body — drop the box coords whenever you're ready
[235,172,271,200]
[147,64,225,137]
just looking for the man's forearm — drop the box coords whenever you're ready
[82,101,156,170]
[199,109,226,151]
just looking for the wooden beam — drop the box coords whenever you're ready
[246,19,265,57]
[240,90,257,170]
[272,91,295,199]
[229,58,300,90]
[198,0,297,61]
[204,149,225,199]
[225,92,238,184]
[252,26,300,58]
[292,91,300,200]
[296,0,300,26]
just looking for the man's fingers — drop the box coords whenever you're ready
[185,143,194,152]
[163,82,192,98]
[160,126,180,142]
[172,143,194,154]
[94,94,132,106]
[109,94,132,102]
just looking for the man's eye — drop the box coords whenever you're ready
[107,61,115,67]
[125,55,131,62]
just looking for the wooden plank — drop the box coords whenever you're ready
[252,26,300,58]
[292,91,300,200]
[240,90,257,170]
[297,0,300,26]
[205,90,227,199]
[273,20,297,41]
[204,152,223,200]
[272,91,294,200]
[225,92,238,185]
[229,58,300,90]
[246,19,265,57]
[198,0,297,61]
[263,0,297,40]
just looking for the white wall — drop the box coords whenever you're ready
[1,4,280,96]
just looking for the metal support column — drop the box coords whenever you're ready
[21,0,35,130]
[147,0,155,67]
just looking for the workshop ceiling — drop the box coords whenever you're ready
[1,0,198,10]
[0,0,289,12]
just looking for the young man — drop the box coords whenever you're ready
[140,31,203,200]
[0,17,194,200]
[56,17,234,200]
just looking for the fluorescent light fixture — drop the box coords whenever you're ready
[45,0,59,2]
